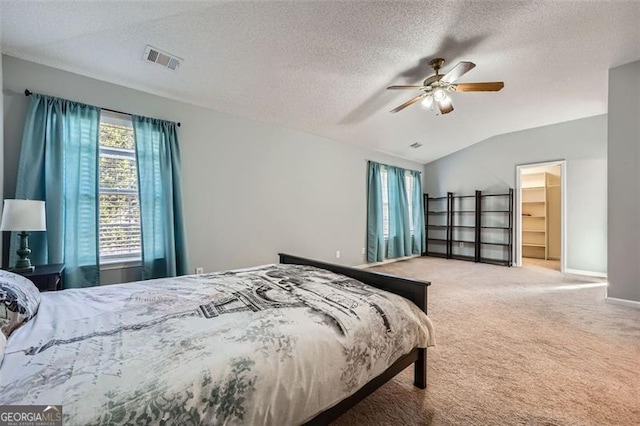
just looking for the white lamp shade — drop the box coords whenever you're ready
[0,200,47,231]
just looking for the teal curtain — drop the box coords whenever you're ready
[367,162,384,262]
[410,170,426,254]
[386,166,412,258]
[132,116,187,279]
[12,94,100,288]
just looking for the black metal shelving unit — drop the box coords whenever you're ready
[423,189,514,266]
[477,189,514,266]
[449,192,477,262]
[423,193,450,258]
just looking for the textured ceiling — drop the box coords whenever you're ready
[1,1,639,163]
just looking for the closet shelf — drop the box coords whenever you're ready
[521,170,560,261]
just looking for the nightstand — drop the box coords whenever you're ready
[19,264,65,292]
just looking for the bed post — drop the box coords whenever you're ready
[414,348,427,389]
[415,274,428,389]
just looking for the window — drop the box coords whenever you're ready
[380,167,416,238]
[98,112,141,262]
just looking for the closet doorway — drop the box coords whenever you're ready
[515,161,566,271]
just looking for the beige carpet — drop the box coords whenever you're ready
[333,257,640,425]
[523,257,561,271]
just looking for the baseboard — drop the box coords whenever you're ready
[356,254,421,269]
[605,297,640,309]
[564,268,607,278]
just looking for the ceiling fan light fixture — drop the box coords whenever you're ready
[433,88,447,102]
[437,95,452,109]
[421,95,433,109]
[436,95,454,115]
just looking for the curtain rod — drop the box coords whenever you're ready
[24,89,181,127]
[367,159,422,174]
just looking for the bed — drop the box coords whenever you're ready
[0,253,434,425]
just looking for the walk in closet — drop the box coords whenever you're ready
[521,168,561,260]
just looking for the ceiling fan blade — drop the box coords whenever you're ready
[454,82,504,92]
[386,85,426,90]
[440,61,476,83]
[390,94,425,113]
[437,98,454,115]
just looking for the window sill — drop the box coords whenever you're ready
[100,257,141,270]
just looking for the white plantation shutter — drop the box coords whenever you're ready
[381,167,389,238]
[99,112,142,261]
[405,171,415,235]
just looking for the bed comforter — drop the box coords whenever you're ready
[0,264,434,425]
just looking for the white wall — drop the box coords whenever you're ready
[607,59,640,302]
[2,55,422,276]
[423,115,607,274]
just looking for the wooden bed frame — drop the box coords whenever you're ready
[278,253,431,425]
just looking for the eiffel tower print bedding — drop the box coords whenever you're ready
[0,264,434,425]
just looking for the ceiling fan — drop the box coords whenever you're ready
[387,58,504,115]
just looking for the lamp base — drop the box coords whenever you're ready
[13,231,35,274]
[10,265,35,274]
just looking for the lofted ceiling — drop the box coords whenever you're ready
[1,1,639,163]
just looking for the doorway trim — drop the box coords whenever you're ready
[515,160,567,272]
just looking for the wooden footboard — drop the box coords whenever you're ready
[278,253,429,312]
[278,253,431,423]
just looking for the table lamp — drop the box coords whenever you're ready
[0,199,47,273]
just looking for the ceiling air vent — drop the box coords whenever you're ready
[143,45,183,71]
[410,142,423,149]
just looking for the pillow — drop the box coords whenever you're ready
[0,270,41,339]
